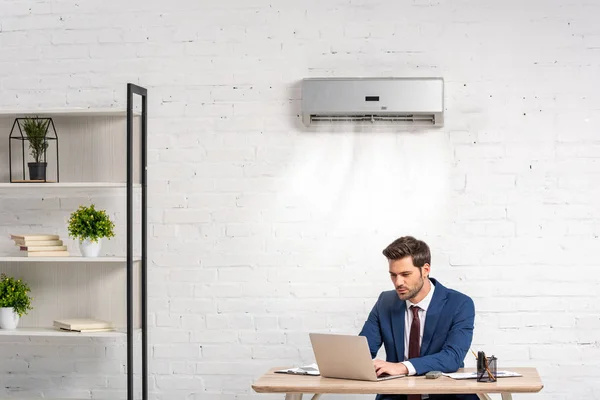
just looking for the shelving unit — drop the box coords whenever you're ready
[0,84,148,400]
[0,327,127,337]
[0,108,141,117]
[0,182,142,188]
[0,256,142,262]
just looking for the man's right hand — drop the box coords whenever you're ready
[373,359,409,376]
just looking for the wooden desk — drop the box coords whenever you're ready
[252,367,543,400]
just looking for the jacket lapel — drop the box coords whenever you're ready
[421,278,448,355]
[391,295,406,362]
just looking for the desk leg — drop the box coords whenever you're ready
[283,393,322,400]
[477,394,513,400]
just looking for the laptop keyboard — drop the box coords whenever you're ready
[377,374,404,381]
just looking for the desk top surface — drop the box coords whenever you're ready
[252,367,543,395]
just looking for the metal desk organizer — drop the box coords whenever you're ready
[477,351,497,382]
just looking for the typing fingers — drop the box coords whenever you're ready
[375,364,389,376]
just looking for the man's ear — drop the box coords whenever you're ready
[422,263,431,278]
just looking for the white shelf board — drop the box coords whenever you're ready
[0,256,141,263]
[0,108,141,117]
[0,182,141,188]
[0,327,125,337]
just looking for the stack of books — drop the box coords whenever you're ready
[10,234,69,257]
[53,318,115,333]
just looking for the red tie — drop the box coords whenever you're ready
[408,305,421,400]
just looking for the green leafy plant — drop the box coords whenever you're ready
[0,273,34,317]
[68,204,116,242]
[22,117,50,163]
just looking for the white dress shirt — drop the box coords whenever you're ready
[401,280,435,376]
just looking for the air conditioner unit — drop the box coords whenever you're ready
[301,77,444,127]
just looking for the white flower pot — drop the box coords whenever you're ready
[0,307,20,330]
[79,238,102,257]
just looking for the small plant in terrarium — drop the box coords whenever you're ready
[21,117,50,181]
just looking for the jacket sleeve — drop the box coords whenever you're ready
[409,296,475,375]
[358,292,384,358]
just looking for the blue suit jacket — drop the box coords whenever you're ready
[359,278,475,376]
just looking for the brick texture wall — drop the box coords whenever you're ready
[1,1,600,399]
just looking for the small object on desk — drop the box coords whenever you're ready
[477,351,485,372]
[275,363,320,376]
[426,371,442,379]
[477,352,497,382]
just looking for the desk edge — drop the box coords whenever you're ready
[251,384,544,394]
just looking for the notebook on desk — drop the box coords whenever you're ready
[444,371,523,380]
[275,363,320,376]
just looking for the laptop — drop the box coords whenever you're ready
[309,333,405,382]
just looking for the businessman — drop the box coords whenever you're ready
[359,236,478,400]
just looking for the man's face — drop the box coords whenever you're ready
[389,256,429,301]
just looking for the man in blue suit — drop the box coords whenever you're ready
[359,236,478,400]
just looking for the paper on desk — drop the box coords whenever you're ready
[443,371,523,380]
[275,363,320,376]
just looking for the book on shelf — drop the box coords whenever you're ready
[13,239,63,246]
[10,234,60,241]
[58,327,116,333]
[19,245,67,252]
[54,318,114,331]
[10,233,69,256]
[21,250,70,257]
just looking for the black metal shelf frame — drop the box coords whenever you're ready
[127,83,148,400]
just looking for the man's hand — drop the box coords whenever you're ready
[373,359,409,376]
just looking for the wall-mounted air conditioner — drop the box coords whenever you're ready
[301,77,444,127]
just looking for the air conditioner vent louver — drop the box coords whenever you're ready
[302,77,444,127]
[310,114,436,124]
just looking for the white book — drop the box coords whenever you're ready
[20,245,67,252]
[14,239,63,246]
[58,327,115,333]
[22,250,70,257]
[54,318,114,331]
[10,234,60,241]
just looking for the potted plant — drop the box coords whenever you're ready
[68,204,116,257]
[0,273,33,330]
[22,117,50,181]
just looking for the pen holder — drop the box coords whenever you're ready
[477,356,497,382]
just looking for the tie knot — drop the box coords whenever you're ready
[410,305,421,316]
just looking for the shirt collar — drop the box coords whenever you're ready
[406,279,435,312]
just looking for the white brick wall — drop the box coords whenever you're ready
[1,0,600,399]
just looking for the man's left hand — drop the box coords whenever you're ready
[373,359,409,376]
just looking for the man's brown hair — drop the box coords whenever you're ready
[382,236,431,268]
